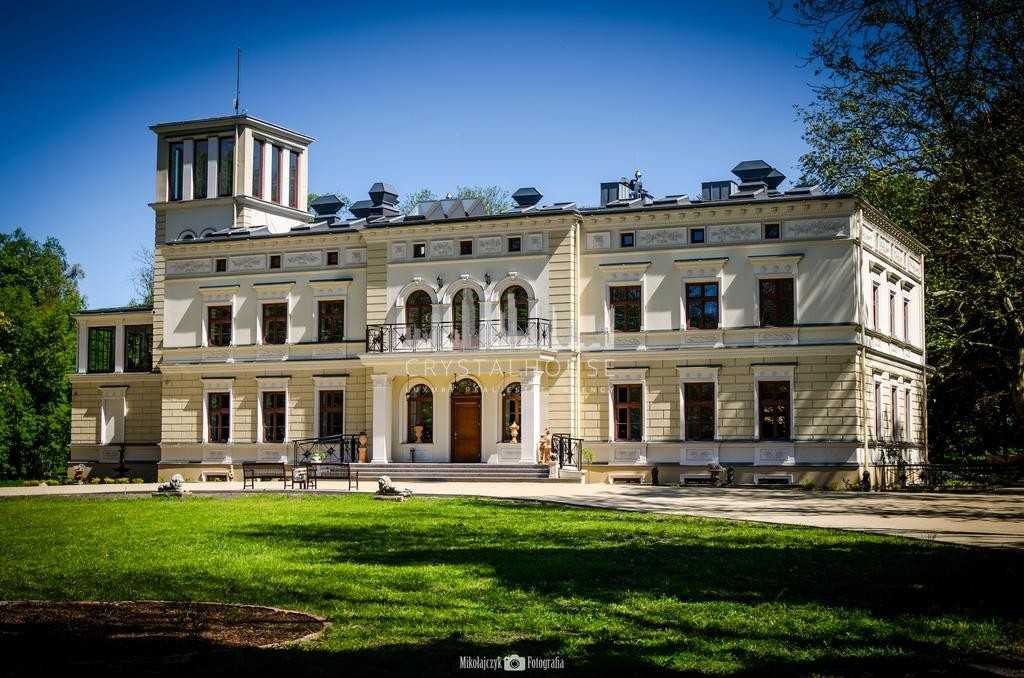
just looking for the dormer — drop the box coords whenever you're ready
[151,115,315,242]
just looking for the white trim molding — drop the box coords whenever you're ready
[98,385,128,445]
[201,377,235,451]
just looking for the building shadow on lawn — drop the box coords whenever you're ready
[231,505,1024,621]
[3,627,1015,677]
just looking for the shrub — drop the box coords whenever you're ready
[101,477,116,484]
[131,478,145,484]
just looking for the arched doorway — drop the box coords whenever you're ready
[450,378,482,462]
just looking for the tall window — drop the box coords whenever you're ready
[193,139,208,199]
[874,382,883,440]
[872,283,879,329]
[406,384,433,443]
[904,389,912,441]
[685,282,719,329]
[87,326,115,373]
[262,303,288,344]
[613,384,643,441]
[217,137,234,197]
[452,288,480,342]
[758,381,791,440]
[262,391,286,443]
[902,298,910,342]
[124,325,152,372]
[168,142,183,201]
[318,390,344,437]
[208,306,232,347]
[501,382,522,442]
[501,286,529,333]
[889,291,896,337]
[891,385,900,440]
[270,145,282,203]
[610,285,642,332]
[207,393,230,443]
[288,150,299,208]
[252,139,264,199]
[683,382,715,440]
[318,300,345,342]
[406,291,432,338]
[758,278,794,327]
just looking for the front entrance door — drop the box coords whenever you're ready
[450,379,482,462]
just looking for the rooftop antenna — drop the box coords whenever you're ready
[233,48,241,113]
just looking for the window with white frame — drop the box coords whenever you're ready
[678,366,719,441]
[256,377,289,443]
[874,380,883,440]
[891,384,900,440]
[313,375,347,438]
[202,378,234,443]
[607,368,647,442]
[753,365,795,441]
[199,287,238,348]
[904,388,912,441]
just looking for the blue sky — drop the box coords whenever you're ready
[0,0,819,308]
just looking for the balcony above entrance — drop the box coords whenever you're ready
[365,318,551,353]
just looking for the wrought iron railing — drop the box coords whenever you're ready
[552,433,583,470]
[292,434,364,466]
[366,318,552,353]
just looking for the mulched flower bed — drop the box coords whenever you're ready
[0,600,325,660]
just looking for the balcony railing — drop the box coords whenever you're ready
[552,433,583,470]
[365,318,552,353]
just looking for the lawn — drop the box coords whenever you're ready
[0,494,1021,676]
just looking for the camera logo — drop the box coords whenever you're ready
[503,654,526,671]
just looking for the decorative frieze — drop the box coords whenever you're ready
[429,240,455,258]
[344,248,367,265]
[166,258,212,276]
[478,236,503,255]
[283,251,323,268]
[673,256,728,280]
[586,232,611,250]
[682,445,719,465]
[228,255,266,272]
[708,223,759,244]
[389,243,408,261]
[782,217,849,240]
[525,233,545,252]
[635,227,687,248]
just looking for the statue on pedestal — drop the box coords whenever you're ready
[538,428,553,464]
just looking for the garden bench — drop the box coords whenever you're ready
[241,462,292,490]
[299,462,358,491]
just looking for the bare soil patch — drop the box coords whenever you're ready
[0,600,325,660]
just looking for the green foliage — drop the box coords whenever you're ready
[779,0,1024,459]
[0,229,83,479]
[399,185,512,215]
[307,191,351,210]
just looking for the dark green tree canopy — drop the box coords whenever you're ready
[0,229,84,478]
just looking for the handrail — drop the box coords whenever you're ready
[292,433,363,465]
[551,433,582,470]
[366,318,552,353]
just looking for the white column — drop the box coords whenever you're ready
[262,142,273,200]
[519,368,541,463]
[183,139,194,201]
[114,324,125,373]
[371,374,393,463]
[207,136,219,199]
[76,320,88,373]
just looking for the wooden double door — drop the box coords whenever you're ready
[450,393,482,463]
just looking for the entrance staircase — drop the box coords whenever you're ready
[351,463,554,482]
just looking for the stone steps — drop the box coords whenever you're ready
[346,463,554,482]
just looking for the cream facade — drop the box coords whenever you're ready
[69,115,928,486]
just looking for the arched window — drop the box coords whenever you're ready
[452,288,480,344]
[500,286,529,334]
[406,290,433,339]
[501,382,522,442]
[406,384,433,443]
[452,378,481,396]
[179,230,196,242]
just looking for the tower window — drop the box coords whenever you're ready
[217,137,235,197]
[168,142,183,201]
[270,146,282,203]
[252,139,264,199]
[288,150,299,208]
[193,139,208,199]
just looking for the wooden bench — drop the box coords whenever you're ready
[241,462,292,490]
[300,463,358,491]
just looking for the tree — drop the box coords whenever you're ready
[129,246,154,308]
[776,0,1024,458]
[0,229,84,478]
[399,186,513,215]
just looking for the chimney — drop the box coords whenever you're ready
[701,180,737,202]
[309,194,346,219]
[600,180,631,206]
[512,187,542,208]
[350,182,400,219]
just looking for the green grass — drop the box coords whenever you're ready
[0,494,1021,676]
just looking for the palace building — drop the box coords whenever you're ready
[69,114,928,485]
